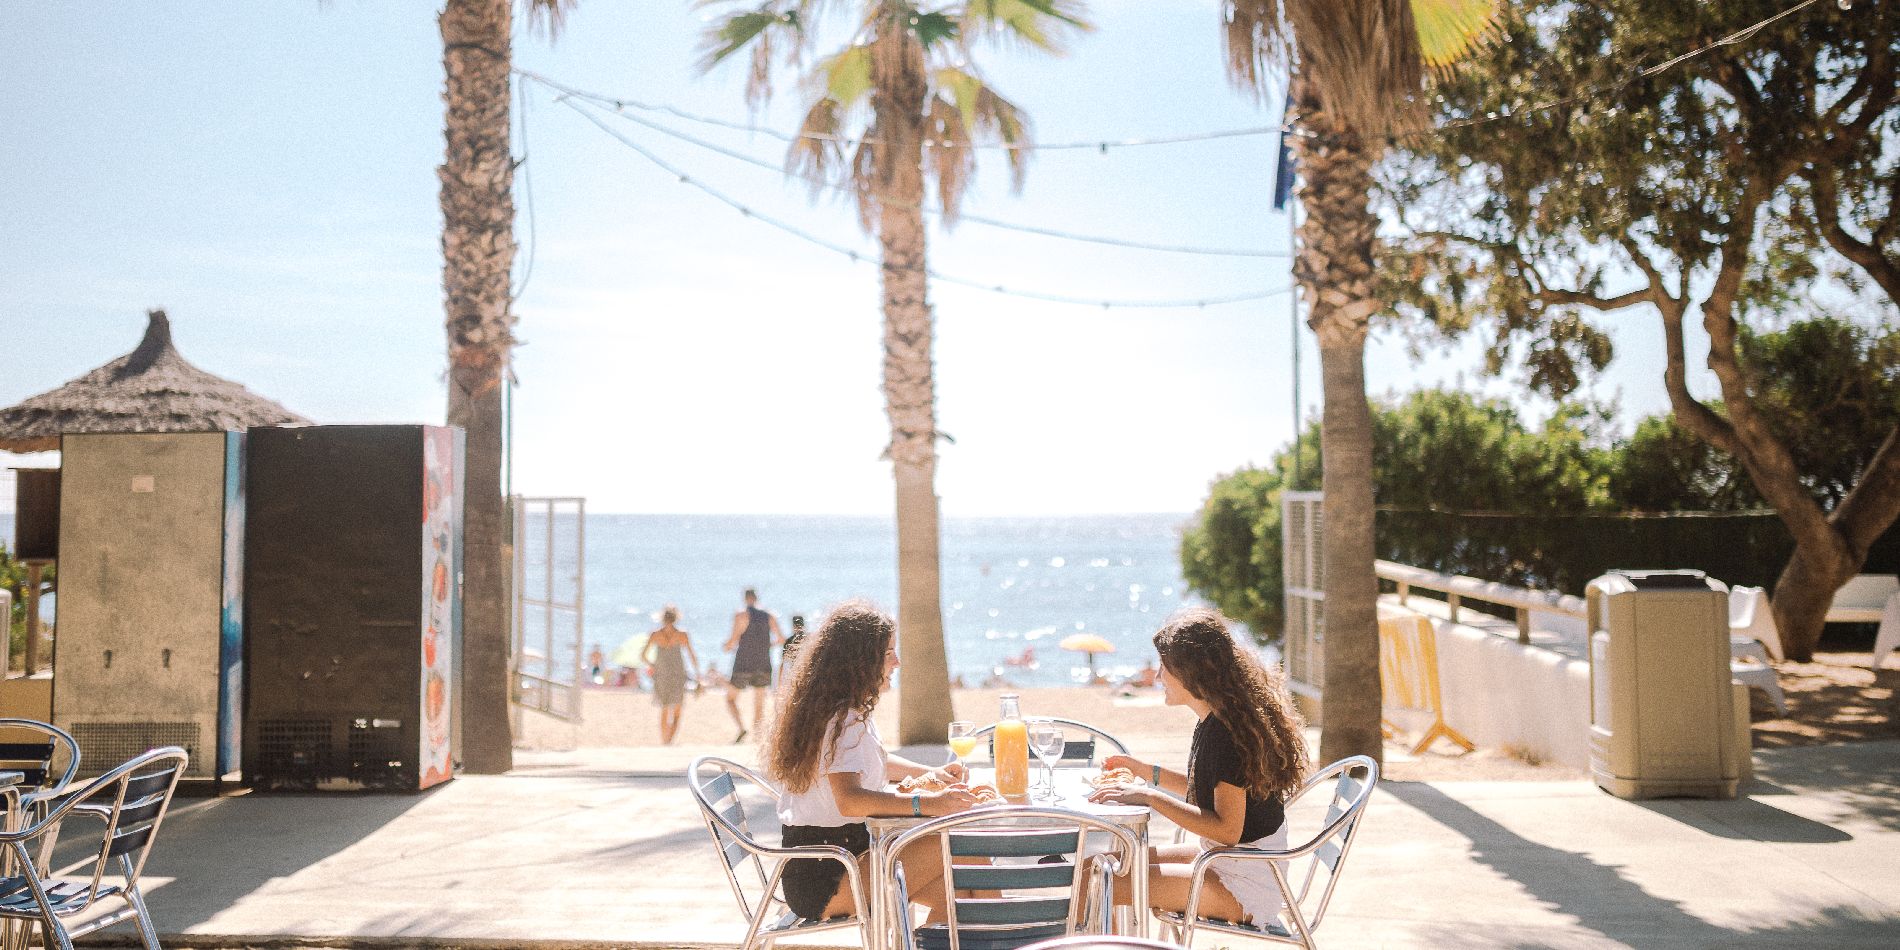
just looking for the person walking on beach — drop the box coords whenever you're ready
[724,587,785,742]
[641,606,700,745]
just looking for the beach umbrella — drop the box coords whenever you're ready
[1059,633,1116,679]
[610,634,651,669]
[0,309,309,452]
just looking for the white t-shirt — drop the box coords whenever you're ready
[777,711,888,827]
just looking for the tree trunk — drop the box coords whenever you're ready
[874,30,954,747]
[440,0,515,774]
[1291,84,1385,765]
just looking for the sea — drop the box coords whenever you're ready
[567,513,1207,688]
[3,511,1220,688]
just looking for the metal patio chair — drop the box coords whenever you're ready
[0,719,81,826]
[973,719,1130,768]
[688,756,869,950]
[1154,755,1378,950]
[0,746,189,950]
[885,807,1140,950]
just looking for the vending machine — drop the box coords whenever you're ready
[52,432,245,781]
[243,425,462,791]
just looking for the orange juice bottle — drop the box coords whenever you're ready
[993,693,1030,798]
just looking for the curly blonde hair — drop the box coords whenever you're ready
[766,600,894,794]
[1155,608,1309,802]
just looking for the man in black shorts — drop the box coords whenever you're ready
[723,587,784,742]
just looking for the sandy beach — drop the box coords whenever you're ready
[515,682,1584,781]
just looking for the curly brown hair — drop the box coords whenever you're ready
[1154,607,1309,802]
[766,600,895,794]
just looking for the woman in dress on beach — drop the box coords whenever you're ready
[1089,607,1310,927]
[640,606,700,745]
[769,600,978,922]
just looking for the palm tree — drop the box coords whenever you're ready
[698,0,1090,744]
[1222,0,1498,764]
[440,0,572,774]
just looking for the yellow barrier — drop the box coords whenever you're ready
[1378,606,1475,757]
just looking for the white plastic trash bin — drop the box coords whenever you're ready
[1586,569,1743,799]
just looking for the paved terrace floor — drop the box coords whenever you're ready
[79,741,1900,949]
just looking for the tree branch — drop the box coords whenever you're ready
[1833,425,1900,558]
[1807,167,1900,302]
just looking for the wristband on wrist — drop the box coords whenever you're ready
[1152,764,1162,786]
[911,793,922,817]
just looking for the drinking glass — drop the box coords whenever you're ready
[1029,719,1065,802]
[947,720,977,771]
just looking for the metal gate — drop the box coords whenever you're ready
[511,496,586,723]
[1282,491,1324,698]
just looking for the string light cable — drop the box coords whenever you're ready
[511,77,540,302]
[1423,0,1834,135]
[516,67,1300,151]
[521,0,1841,149]
[556,97,1290,310]
[517,73,1287,259]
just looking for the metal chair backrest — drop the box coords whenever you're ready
[688,755,781,922]
[0,718,80,804]
[3,745,189,917]
[1280,755,1377,931]
[887,808,1140,950]
[973,719,1128,768]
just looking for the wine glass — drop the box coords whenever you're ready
[1029,719,1065,802]
[947,720,977,773]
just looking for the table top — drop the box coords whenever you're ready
[865,767,1150,832]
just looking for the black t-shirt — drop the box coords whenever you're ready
[1187,714,1285,843]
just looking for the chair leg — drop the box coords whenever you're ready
[127,886,163,950]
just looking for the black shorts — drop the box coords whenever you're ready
[730,669,773,690]
[780,822,869,920]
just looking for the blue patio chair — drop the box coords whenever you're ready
[688,756,869,950]
[884,807,1140,950]
[972,719,1129,768]
[0,719,81,825]
[0,746,189,950]
[1153,756,1378,950]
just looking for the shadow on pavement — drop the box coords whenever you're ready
[85,789,433,933]
[1386,782,1895,948]
[1633,789,1852,843]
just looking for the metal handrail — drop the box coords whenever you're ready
[1377,560,1587,646]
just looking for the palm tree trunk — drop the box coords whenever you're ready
[1291,83,1384,765]
[440,0,515,774]
[876,55,955,747]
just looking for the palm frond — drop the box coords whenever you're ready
[851,127,883,232]
[1286,0,1426,135]
[971,80,1032,191]
[1411,0,1503,71]
[522,0,578,39]
[924,94,977,222]
[695,4,789,75]
[786,96,850,201]
[965,0,1093,53]
[1223,1,1288,102]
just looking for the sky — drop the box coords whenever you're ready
[0,1,1712,516]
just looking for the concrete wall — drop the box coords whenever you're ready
[1417,608,1593,771]
[54,433,235,777]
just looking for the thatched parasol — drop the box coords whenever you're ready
[0,309,309,452]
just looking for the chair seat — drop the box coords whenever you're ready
[762,909,859,937]
[914,920,1070,950]
[0,876,122,918]
[1154,909,1292,940]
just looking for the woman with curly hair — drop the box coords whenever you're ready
[769,600,978,922]
[1089,607,1310,925]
